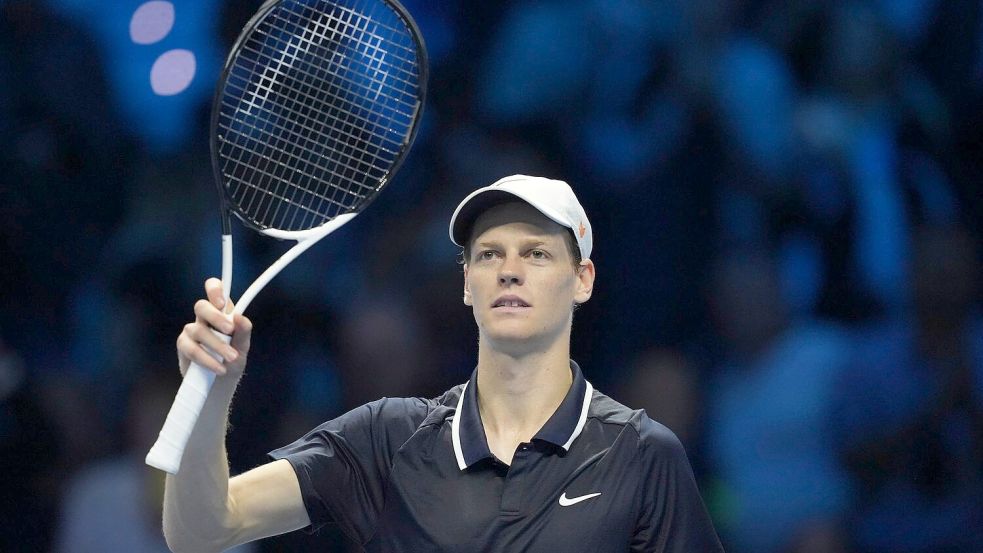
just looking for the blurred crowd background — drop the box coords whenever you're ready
[1,0,981,551]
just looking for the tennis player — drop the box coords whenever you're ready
[163,175,724,552]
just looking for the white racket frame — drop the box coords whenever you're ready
[145,212,357,474]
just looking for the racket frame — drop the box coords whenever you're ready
[211,0,428,238]
[145,0,427,474]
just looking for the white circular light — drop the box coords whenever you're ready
[150,49,196,95]
[130,1,175,45]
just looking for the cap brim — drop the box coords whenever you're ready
[450,189,524,247]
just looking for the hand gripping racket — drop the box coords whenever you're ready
[146,0,427,474]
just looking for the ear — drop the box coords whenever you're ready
[573,259,595,304]
[463,264,473,306]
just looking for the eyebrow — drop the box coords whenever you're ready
[474,239,550,249]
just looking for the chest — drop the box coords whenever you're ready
[366,429,638,553]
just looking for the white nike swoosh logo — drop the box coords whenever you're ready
[558,492,602,507]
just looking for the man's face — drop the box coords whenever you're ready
[463,202,594,354]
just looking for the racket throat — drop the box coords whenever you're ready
[234,212,358,314]
[221,234,233,310]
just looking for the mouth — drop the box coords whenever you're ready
[492,295,531,309]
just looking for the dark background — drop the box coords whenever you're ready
[1,0,981,551]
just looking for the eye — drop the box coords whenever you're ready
[478,250,498,261]
[529,249,548,259]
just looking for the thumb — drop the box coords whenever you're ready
[229,313,252,354]
[204,277,231,312]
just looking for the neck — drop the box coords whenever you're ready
[474,331,573,441]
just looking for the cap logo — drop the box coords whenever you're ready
[578,221,586,239]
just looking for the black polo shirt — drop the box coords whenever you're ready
[269,362,723,552]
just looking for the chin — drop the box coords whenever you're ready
[483,324,535,341]
[478,318,532,339]
[479,320,561,352]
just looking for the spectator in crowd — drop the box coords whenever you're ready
[704,250,853,553]
[835,225,983,552]
[0,339,62,552]
[619,348,701,449]
[53,369,257,553]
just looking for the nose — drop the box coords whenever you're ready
[498,254,524,286]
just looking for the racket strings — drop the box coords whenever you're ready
[222,58,415,139]
[216,99,389,195]
[269,5,421,87]
[225,20,404,227]
[218,72,404,173]
[217,0,421,232]
[230,14,419,120]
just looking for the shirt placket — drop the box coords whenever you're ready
[500,442,534,514]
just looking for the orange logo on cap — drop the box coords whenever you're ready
[578,222,586,238]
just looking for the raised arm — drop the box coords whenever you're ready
[161,278,310,553]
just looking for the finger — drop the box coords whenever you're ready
[190,343,228,375]
[194,299,235,335]
[187,321,239,363]
[177,333,226,375]
[176,332,193,376]
[204,278,228,312]
[229,314,253,353]
[177,325,198,360]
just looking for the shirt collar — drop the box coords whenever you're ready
[451,360,594,470]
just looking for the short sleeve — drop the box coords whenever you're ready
[630,416,724,552]
[268,397,428,545]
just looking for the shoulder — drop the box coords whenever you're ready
[347,395,446,439]
[271,393,452,464]
[352,384,466,432]
[411,382,466,427]
[588,389,686,458]
[634,413,687,460]
[432,382,466,409]
[365,396,434,420]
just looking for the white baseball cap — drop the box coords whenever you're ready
[448,174,593,259]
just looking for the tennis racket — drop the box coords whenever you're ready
[146,0,428,474]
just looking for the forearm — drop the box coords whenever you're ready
[162,375,243,552]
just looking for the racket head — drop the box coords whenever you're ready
[210,0,428,238]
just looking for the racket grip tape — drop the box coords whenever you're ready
[146,331,231,474]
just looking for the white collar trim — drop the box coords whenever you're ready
[452,380,469,470]
[561,381,593,451]
[451,379,594,470]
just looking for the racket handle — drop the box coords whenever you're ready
[146,332,231,474]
